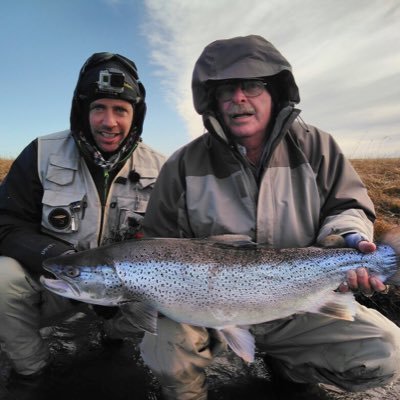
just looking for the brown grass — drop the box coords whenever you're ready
[0,158,13,182]
[1,157,399,232]
[351,158,400,240]
[1,157,399,235]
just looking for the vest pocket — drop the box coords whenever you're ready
[103,194,150,244]
[42,190,86,234]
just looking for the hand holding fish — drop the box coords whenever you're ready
[341,267,389,297]
[338,233,389,296]
[345,232,377,254]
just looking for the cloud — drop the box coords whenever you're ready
[142,0,400,157]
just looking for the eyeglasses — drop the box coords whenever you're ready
[215,80,267,102]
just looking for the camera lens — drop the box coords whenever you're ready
[110,73,124,88]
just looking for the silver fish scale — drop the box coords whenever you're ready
[40,236,400,364]
[112,241,397,327]
[102,265,125,299]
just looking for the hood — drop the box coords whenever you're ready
[70,52,147,150]
[192,35,300,116]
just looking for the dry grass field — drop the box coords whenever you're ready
[0,157,399,237]
[0,158,13,182]
[1,156,399,230]
[351,158,400,239]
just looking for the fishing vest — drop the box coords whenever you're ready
[37,130,165,250]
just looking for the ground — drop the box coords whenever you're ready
[1,294,399,400]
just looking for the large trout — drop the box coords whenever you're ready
[40,234,400,362]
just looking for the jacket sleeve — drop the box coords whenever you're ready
[300,126,376,242]
[0,140,75,273]
[143,149,193,238]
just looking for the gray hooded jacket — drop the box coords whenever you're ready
[143,35,375,246]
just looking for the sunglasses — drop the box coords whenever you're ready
[215,80,267,102]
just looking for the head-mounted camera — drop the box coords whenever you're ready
[97,68,125,94]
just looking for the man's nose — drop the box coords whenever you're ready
[231,86,247,103]
[102,110,117,126]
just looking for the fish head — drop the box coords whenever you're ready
[40,252,127,306]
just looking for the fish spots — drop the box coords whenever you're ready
[43,237,397,332]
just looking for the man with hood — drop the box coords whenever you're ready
[0,52,165,392]
[141,35,400,399]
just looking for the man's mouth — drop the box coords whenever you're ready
[97,131,121,139]
[228,105,256,119]
[231,112,255,119]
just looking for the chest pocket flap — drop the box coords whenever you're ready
[46,155,79,186]
[42,190,85,207]
[135,167,158,189]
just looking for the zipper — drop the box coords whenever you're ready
[103,169,110,205]
[259,107,300,174]
[97,142,139,245]
[98,169,110,245]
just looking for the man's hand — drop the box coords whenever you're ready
[337,233,389,296]
[343,232,376,254]
[338,267,389,296]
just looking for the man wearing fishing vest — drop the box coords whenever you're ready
[141,35,400,399]
[0,52,165,394]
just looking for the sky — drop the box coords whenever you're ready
[1,0,399,159]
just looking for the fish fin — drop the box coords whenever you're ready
[381,229,400,285]
[119,302,158,334]
[207,234,257,249]
[218,326,255,363]
[307,291,357,321]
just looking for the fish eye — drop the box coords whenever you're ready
[65,266,80,278]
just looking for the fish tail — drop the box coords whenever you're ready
[381,228,400,285]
